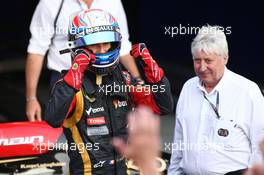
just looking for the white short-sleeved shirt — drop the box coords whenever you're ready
[27,0,132,72]
[168,68,264,175]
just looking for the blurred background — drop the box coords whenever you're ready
[0,0,263,124]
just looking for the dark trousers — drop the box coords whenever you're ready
[49,70,62,89]
[225,169,247,175]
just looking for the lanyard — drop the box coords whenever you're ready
[203,91,221,119]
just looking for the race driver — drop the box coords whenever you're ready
[44,9,173,175]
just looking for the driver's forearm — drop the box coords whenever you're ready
[25,53,45,99]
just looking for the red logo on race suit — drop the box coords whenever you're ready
[87,117,106,125]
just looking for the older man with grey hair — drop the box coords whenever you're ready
[168,25,264,175]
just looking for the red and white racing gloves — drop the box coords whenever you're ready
[63,48,95,90]
[130,43,164,83]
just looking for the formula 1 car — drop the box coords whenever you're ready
[0,121,68,174]
[0,121,170,175]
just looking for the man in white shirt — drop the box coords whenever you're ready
[168,25,264,175]
[25,0,140,121]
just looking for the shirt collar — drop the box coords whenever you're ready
[197,67,229,95]
[78,0,97,9]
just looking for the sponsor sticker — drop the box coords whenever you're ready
[87,126,109,136]
[93,160,106,168]
[86,117,106,125]
[112,100,128,109]
[86,107,104,115]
